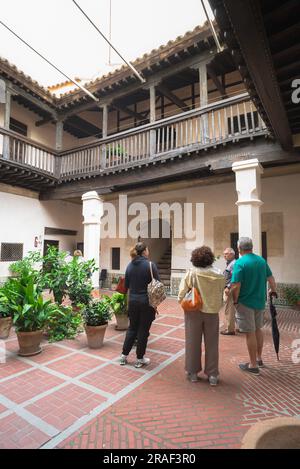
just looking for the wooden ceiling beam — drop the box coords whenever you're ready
[156,84,188,111]
[223,0,292,149]
[112,102,147,121]
[207,64,227,98]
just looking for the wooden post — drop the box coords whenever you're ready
[101,104,108,169]
[3,87,11,159]
[55,120,63,151]
[198,62,209,143]
[149,85,156,157]
[54,120,63,178]
[102,104,108,138]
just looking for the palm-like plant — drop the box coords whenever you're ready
[10,278,52,332]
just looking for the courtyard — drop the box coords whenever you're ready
[1,297,299,450]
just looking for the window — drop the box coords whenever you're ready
[0,243,23,261]
[230,232,267,260]
[111,248,120,270]
[227,111,259,134]
[9,118,28,137]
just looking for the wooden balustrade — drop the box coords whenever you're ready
[0,128,55,174]
[0,93,268,180]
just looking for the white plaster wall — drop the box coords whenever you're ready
[99,173,300,284]
[262,173,300,283]
[0,189,83,279]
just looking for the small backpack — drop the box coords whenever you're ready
[147,261,166,308]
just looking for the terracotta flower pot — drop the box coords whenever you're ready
[114,314,129,331]
[0,316,13,339]
[16,330,44,356]
[85,324,107,349]
[241,417,300,449]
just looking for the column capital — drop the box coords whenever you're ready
[81,191,102,202]
[232,158,264,175]
[142,79,161,91]
[190,58,211,71]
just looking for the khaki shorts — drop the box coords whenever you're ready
[235,303,265,333]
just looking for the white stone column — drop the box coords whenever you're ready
[82,191,103,288]
[232,159,263,255]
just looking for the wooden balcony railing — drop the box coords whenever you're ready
[0,93,268,181]
[0,128,55,175]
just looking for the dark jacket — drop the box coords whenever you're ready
[125,255,160,303]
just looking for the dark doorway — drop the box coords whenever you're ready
[76,242,84,256]
[230,232,267,260]
[43,239,59,256]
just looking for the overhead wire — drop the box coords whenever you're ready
[0,19,99,102]
[72,0,146,84]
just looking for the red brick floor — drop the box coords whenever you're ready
[0,296,300,449]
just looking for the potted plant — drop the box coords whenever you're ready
[109,292,128,330]
[82,298,112,349]
[282,286,300,309]
[45,304,82,342]
[66,257,96,310]
[0,287,13,339]
[11,278,52,356]
[111,276,119,291]
[41,246,69,304]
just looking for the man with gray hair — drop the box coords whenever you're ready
[220,247,237,335]
[231,237,277,375]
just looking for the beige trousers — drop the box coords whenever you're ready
[223,290,236,333]
[184,311,219,377]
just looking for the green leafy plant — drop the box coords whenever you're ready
[0,287,11,318]
[9,251,43,290]
[41,246,69,304]
[109,292,127,316]
[111,276,119,285]
[106,144,126,158]
[282,286,300,306]
[10,277,52,332]
[66,257,96,306]
[46,304,82,342]
[82,298,112,326]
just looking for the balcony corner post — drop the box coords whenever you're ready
[2,83,11,159]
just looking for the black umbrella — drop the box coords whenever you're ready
[269,292,280,361]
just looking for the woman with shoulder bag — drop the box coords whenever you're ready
[178,246,225,385]
[119,242,161,368]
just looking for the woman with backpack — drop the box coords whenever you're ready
[120,242,161,368]
[178,246,225,385]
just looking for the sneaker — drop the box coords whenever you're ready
[188,373,199,382]
[257,360,265,368]
[135,357,150,368]
[220,330,235,335]
[239,363,260,375]
[208,376,218,386]
[119,354,128,366]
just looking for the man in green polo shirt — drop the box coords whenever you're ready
[231,237,277,375]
